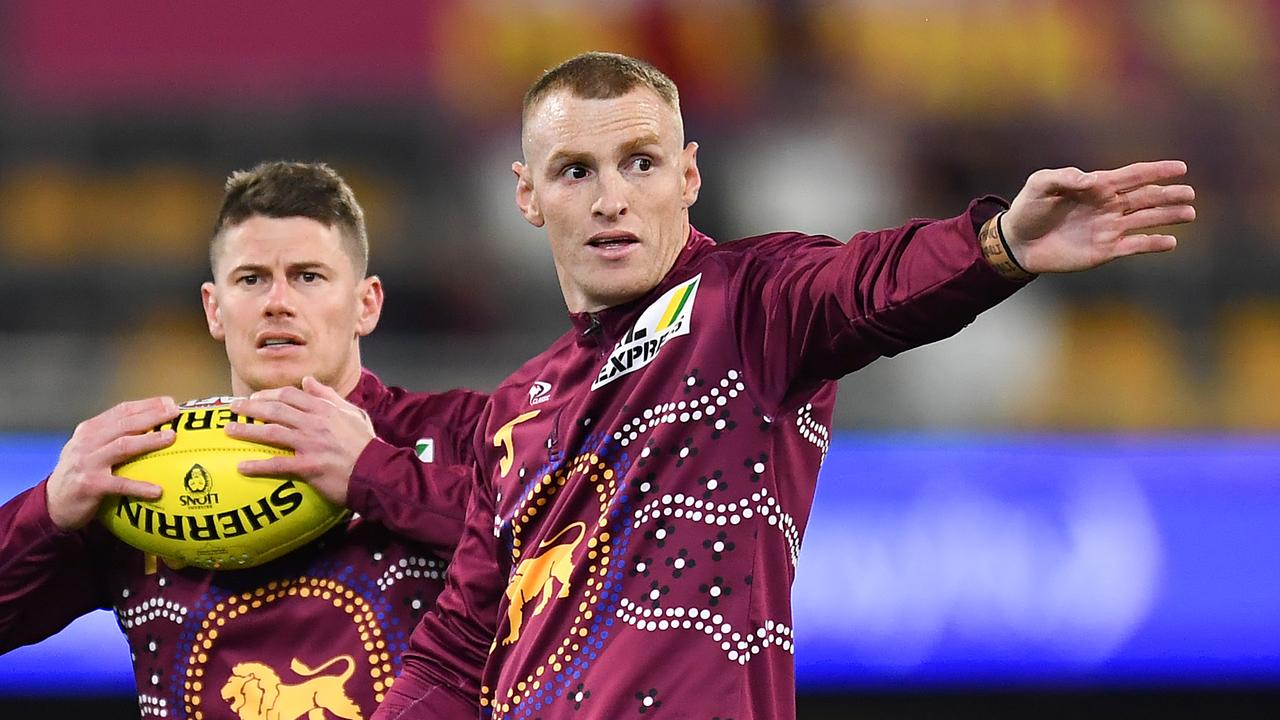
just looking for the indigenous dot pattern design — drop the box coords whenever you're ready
[118,595,189,630]
[483,439,625,720]
[632,487,801,568]
[375,554,446,592]
[125,548,418,719]
[612,371,747,449]
[612,604,795,666]
[484,370,803,719]
[178,576,395,719]
[796,402,831,459]
[138,693,169,718]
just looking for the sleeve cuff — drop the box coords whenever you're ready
[35,478,76,537]
[979,211,1036,282]
[346,438,399,516]
[969,196,1035,284]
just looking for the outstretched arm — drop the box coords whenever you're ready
[997,160,1196,275]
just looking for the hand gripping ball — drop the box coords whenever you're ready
[97,397,346,569]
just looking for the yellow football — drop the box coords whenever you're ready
[97,396,346,569]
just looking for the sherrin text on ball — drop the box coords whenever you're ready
[97,396,345,569]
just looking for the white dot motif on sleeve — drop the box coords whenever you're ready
[795,403,831,457]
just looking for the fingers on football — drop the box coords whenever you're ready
[110,477,164,500]
[99,429,176,466]
[225,420,299,450]
[103,396,180,439]
[115,395,180,419]
[230,397,313,429]
[243,385,293,403]
[238,456,306,478]
[244,385,329,413]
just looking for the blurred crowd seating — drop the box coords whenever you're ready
[0,0,1278,432]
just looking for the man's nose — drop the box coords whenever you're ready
[263,280,295,315]
[591,170,629,220]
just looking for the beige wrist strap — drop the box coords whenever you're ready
[979,211,1035,281]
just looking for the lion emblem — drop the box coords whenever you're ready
[183,463,212,494]
[220,655,363,720]
[503,521,586,646]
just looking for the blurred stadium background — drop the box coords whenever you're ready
[0,0,1277,717]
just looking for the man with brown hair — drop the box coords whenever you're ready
[0,161,485,719]
[378,52,1195,719]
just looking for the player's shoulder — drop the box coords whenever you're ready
[728,230,843,253]
[686,231,845,284]
[699,230,844,265]
[379,383,488,417]
[357,370,488,430]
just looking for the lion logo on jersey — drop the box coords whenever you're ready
[503,521,587,646]
[220,655,363,720]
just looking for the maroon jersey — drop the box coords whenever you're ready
[0,370,485,719]
[379,200,1029,719]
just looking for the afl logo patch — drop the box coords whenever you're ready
[414,438,435,463]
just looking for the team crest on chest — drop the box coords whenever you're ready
[592,274,701,390]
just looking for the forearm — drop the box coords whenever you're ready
[346,440,474,552]
[736,197,1035,408]
[788,199,1028,372]
[841,196,1023,331]
[0,481,105,651]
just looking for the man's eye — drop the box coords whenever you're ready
[562,166,590,180]
[632,157,653,172]
[300,272,319,283]
[237,275,259,286]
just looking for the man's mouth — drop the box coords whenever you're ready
[588,232,639,249]
[257,334,304,349]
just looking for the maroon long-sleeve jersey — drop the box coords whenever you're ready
[0,369,485,719]
[379,200,1029,719]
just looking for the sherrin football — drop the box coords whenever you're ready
[97,396,346,569]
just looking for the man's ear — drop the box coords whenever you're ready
[355,275,384,338]
[681,142,702,209]
[200,282,225,341]
[513,161,545,228]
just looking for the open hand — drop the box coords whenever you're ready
[1002,160,1196,273]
